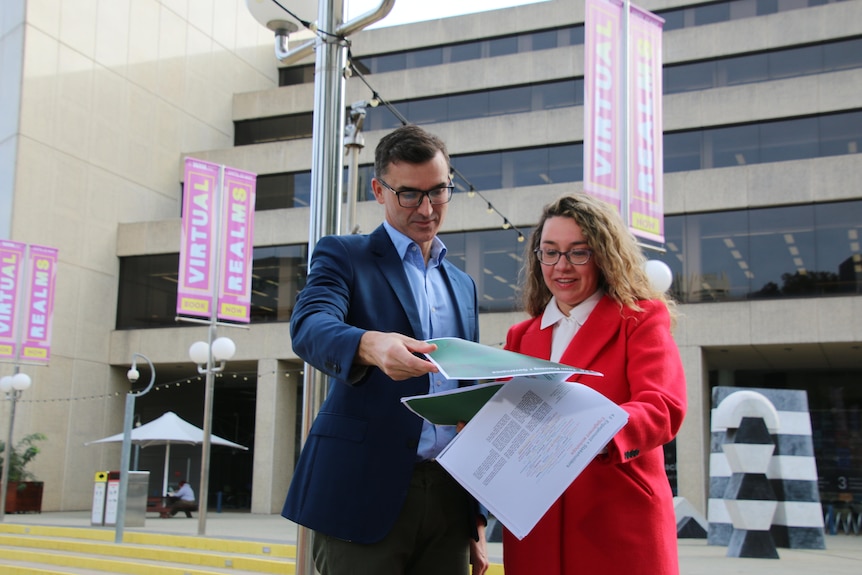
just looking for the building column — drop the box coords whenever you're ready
[677,345,710,515]
[251,359,298,514]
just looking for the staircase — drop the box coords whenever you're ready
[0,523,296,575]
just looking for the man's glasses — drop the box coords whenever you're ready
[534,248,593,266]
[377,177,454,208]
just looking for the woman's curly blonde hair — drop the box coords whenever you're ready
[521,193,677,322]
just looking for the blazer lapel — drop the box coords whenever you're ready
[369,226,424,338]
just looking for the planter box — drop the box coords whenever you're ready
[5,481,43,513]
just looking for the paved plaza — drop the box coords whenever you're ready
[4,511,861,574]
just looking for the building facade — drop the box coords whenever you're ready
[2,0,860,527]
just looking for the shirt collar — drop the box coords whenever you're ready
[383,221,447,265]
[540,289,604,330]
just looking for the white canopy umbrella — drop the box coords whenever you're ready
[86,411,248,495]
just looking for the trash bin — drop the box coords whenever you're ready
[95,470,150,527]
[91,471,109,526]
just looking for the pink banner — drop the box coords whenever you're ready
[177,157,220,318]
[0,240,26,361]
[217,167,257,323]
[583,0,623,211]
[628,5,665,243]
[22,245,58,363]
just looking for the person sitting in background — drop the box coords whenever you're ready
[165,480,197,518]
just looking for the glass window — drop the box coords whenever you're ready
[408,47,443,68]
[824,38,862,71]
[248,245,308,322]
[548,144,583,184]
[819,111,862,156]
[488,36,519,57]
[449,42,482,63]
[441,229,524,313]
[506,147,548,188]
[117,201,862,329]
[664,131,703,173]
[364,105,402,132]
[769,44,822,79]
[373,52,407,74]
[814,201,862,294]
[561,25,585,46]
[234,113,313,146]
[694,3,732,25]
[724,53,768,85]
[690,210,752,301]
[655,216,685,303]
[488,85,532,116]
[116,254,181,329]
[529,30,559,51]
[451,152,502,192]
[660,10,685,31]
[293,172,312,208]
[279,65,314,86]
[116,245,309,329]
[760,117,818,163]
[756,0,780,15]
[710,124,760,168]
[665,61,716,94]
[749,205,816,297]
[256,173,293,211]
[407,97,449,124]
[448,92,489,121]
[540,79,581,109]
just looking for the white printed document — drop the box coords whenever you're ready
[401,338,628,539]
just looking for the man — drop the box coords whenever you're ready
[283,124,488,575]
[166,480,197,518]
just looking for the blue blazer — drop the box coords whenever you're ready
[282,224,479,544]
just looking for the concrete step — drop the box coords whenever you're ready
[0,523,295,575]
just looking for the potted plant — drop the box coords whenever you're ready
[1,432,47,513]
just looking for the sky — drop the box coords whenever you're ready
[347,0,549,28]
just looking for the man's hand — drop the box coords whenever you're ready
[357,331,439,381]
[470,522,489,575]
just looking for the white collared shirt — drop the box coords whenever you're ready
[541,290,604,363]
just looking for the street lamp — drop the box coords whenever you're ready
[189,331,235,536]
[644,259,673,293]
[114,353,156,543]
[245,2,395,573]
[0,369,33,520]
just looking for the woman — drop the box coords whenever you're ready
[503,193,687,575]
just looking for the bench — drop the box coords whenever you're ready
[147,497,172,518]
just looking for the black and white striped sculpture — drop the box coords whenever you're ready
[708,387,826,550]
[714,390,780,558]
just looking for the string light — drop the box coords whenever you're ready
[257,7,529,244]
[12,368,303,405]
[346,54,527,245]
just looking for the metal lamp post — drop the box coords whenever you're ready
[189,330,236,536]
[0,368,33,520]
[114,353,156,543]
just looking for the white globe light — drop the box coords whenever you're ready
[644,259,673,293]
[189,341,210,365]
[11,372,32,391]
[0,376,13,393]
[211,337,236,361]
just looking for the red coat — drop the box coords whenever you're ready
[502,295,687,575]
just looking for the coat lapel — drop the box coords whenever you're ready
[559,295,621,381]
[368,226,424,338]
